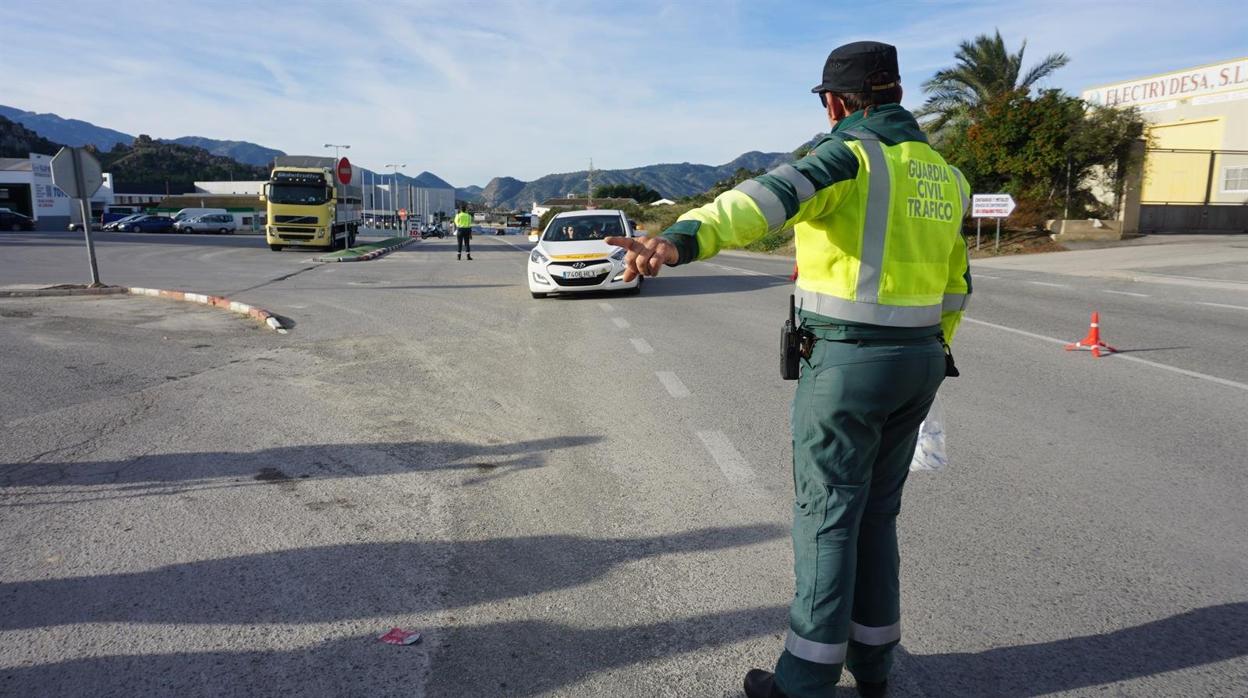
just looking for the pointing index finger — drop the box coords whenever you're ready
[604,236,639,251]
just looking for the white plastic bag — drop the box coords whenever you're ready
[910,395,948,472]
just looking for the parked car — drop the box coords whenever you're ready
[174,213,239,234]
[0,209,36,231]
[124,215,175,233]
[104,213,147,231]
[171,207,228,223]
[527,209,641,298]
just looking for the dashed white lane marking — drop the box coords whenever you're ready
[612,317,631,329]
[1027,281,1070,288]
[1104,290,1150,298]
[976,274,1000,279]
[696,430,754,484]
[706,262,777,278]
[1194,301,1248,311]
[599,302,615,312]
[656,371,690,398]
[963,317,1248,393]
[630,337,654,354]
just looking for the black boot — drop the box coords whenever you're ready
[457,253,461,260]
[857,679,888,697]
[743,669,787,698]
[467,254,473,260]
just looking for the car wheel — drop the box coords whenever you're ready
[11,223,21,232]
[219,228,229,234]
[530,291,547,299]
[269,244,283,251]
[131,225,141,232]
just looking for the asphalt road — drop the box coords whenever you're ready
[2,229,1246,697]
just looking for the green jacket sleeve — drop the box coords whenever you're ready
[659,137,861,264]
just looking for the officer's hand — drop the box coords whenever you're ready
[604,236,678,281]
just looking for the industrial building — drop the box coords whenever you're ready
[1082,56,1248,232]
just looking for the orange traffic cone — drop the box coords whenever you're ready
[1065,311,1117,358]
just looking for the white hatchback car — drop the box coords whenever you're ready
[527,210,641,298]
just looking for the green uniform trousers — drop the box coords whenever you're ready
[774,335,945,697]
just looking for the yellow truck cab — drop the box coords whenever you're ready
[264,156,361,251]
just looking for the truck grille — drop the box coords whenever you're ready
[275,215,318,224]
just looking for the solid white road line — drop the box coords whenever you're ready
[612,317,631,329]
[656,371,690,398]
[630,337,654,354]
[963,317,1248,393]
[696,430,754,484]
[599,302,615,313]
[1027,281,1070,288]
[975,274,1001,279]
[1104,290,1150,298]
[1193,301,1248,311]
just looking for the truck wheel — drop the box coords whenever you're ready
[269,244,283,251]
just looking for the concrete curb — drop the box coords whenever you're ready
[0,285,288,334]
[317,237,415,263]
[128,287,289,333]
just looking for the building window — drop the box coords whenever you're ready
[1224,166,1248,193]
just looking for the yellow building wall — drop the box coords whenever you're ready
[1141,118,1223,203]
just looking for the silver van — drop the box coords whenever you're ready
[174,213,239,234]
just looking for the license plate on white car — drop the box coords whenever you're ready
[564,268,600,279]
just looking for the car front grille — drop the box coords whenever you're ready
[552,270,610,287]
[549,259,608,267]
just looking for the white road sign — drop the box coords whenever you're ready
[50,147,103,199]
[971,193,1016,218]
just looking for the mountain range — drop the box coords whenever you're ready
[456,149,805,209]
[0,105,284,166]
[4,104,813,209]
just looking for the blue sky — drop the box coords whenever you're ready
[2,0,1245,186]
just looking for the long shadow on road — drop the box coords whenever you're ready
[0,524,785,631]
[899,601,1248,696]
[0,605,789,696]
[4,602,1245,696]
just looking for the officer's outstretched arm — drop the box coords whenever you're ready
[941,231,972,343]
[658,139,860,264]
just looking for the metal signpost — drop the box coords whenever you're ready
[50,147,104,286]
[970,193,1016,252]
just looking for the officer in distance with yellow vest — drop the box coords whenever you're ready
[454,207,474,260]
[606,41,970,698]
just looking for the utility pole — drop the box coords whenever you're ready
[386,163,406,229]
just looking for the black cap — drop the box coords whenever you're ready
[811,41,900,94]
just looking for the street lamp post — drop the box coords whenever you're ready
[386,163,405,230]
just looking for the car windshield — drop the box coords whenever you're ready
[543,215,623,242]
[269,184,328,205]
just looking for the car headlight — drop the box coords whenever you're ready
[530,249,548,264]
[610,247,627,261]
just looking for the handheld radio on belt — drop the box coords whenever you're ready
[781,294,801,380]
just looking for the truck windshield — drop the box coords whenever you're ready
[269,184,328,205]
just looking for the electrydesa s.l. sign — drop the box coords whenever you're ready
[1081,57,1248,109]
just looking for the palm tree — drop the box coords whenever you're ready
[919,30,1069,133]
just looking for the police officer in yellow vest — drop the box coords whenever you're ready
[454,208,474,260]
[606,41,970,698]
